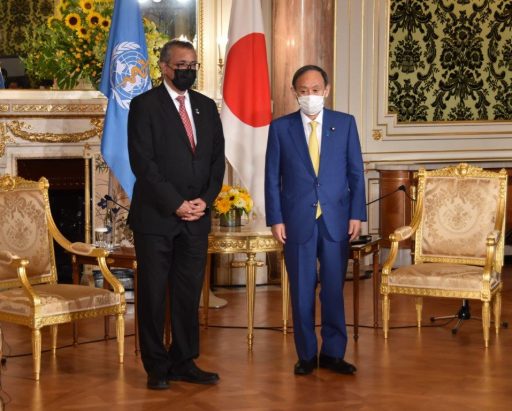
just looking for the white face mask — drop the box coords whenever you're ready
[297,94,325,116]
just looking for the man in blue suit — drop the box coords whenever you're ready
[265,65,366,376]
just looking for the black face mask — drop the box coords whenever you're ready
[171,69,196,91]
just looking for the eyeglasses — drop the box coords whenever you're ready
[167,62,201,71]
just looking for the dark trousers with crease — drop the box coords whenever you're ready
[284,216,350,361]
[134,224,208,379]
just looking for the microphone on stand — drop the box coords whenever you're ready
[352,185,411,245]
[104,194,130,212]
[366,184,410,205]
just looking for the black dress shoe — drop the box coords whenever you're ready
[294,356,318,375]
[168,362,220,385]
[147,377,170,390]
[319,353,357,375]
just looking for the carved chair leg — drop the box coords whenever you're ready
[415,297,423,328]
[482,301,491,348]
[50,325,58,355]
[383,294,390,339]
[493,292,502,335]
[32,328,42,381]
[116,313,125,364]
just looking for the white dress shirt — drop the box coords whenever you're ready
[163,80,197,144]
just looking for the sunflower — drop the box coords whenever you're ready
[47,16,57,28]
[87,11,101,26]
[77,26,89,39]
[100,17,110,30]
[65,13,81,29]
[214,198,232,215]
[58,1,70,14]
[79,0,94,12]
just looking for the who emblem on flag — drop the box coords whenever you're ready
[99,0,151,199]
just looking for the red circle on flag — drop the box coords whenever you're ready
[223,33,272,127]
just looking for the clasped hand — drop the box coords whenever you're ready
[176,198,206,221]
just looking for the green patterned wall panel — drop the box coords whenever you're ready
[0,0,54,56]
[389,0,512,122]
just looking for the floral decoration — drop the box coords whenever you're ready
[20,0,167,90]
[213,185,253,216]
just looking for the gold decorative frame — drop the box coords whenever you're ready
[197,0,204,91]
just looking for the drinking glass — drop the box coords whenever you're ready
[94,227,108,248]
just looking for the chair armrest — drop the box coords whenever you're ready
[484,229,503,279]
[382,225,415,279]
[0,251,41,305]
[486,230,500,245]
[69,241,109,258]
[96,256,126,295]
[0,250,20,265]
[68,243,124,294]
[390,225,414,242]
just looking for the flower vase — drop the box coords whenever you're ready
[74,78,95,90]
[219,209,242,227]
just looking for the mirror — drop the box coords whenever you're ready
[139,0,196,44]
[0,0,202,89]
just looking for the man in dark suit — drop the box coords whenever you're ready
[128,39,225,390]
[265,65,366,376]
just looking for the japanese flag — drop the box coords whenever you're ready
[220,0,272,218]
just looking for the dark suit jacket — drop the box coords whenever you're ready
[265,109,366,244]
[128,84,225,236]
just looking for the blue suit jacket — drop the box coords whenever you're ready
[265,109,367,244]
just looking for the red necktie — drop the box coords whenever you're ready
[176,95,196,153]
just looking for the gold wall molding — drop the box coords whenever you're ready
[372,129,383,141]
[197,0,204,91]
[11,104,106,114]
[0,123,14,157]
[4,119,103,144]
[0,105,8,112]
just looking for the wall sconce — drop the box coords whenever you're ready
[217,34,228,91]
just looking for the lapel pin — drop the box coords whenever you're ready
[330,127,335,131]
[194,108,200,115]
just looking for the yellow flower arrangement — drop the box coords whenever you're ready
[213,185,253,216]
[20,0,167,90]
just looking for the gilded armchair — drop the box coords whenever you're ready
[0,175,126,380]
[381,163,507,347]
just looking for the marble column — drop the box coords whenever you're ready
[272,0,335,119]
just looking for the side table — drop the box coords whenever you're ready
[349,237,381,340]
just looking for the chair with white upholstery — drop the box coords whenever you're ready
[381,163,507,347]
[0,175,126,380]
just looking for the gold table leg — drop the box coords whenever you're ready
[202,254,212,328]
[246,252,257,350]
[372,249,380,328]
[281,253,289,334]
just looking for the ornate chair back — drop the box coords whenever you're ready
[0,176,56,288]
[414,166,505,266]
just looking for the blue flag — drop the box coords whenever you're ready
[0,69,4,89]
[99,0,151,199]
